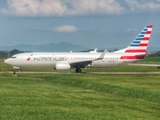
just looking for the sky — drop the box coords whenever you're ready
[0,0,160,50]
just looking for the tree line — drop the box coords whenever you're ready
[0,49,23,59]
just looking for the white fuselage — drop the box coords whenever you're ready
[4,52,138,69]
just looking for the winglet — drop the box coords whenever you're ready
[97,50,106,60]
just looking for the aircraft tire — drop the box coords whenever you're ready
[76,68,81,73]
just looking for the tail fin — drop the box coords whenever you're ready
[116,25,153,61]
[125,25,153,54]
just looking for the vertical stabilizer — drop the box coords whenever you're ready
[125,25,153,54]
[119,25,153,61]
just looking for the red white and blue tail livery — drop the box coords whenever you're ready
[115,25,153,62]
[126,25,152,53]
[4,25,153,73]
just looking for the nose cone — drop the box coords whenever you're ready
[4,59,10,64]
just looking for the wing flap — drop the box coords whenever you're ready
[69,50,106,68]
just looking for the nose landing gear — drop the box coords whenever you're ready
[18,69,22,72]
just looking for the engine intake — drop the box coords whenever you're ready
[55,62,71,70]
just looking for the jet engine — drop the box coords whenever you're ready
[54,62,71,70]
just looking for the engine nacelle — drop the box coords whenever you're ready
[54,63,71,70]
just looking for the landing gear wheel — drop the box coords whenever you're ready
[76,68,81,73]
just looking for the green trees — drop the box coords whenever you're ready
[0,49,23,59]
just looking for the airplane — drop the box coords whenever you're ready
[4,25,153,73]
[89,48,98,53]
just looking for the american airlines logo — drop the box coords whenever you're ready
[26,54,34,61]
[27,56,67,61]
[27,57,31,61]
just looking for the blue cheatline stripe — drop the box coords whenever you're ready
[130,43,139,46]
[141,32,146,34]
[134,39,142,42]
[135,38,142,40]
[133,41,141,43]
[143,29,148,31]
[138,35,144,37]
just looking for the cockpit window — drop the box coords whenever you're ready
[11,56,17,59]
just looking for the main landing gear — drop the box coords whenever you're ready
[75,68,81,73]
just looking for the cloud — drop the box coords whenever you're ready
[0,0,126,16]
[1,0,67,16]
[125,0,160,12]
[52,25,79,32]
[1,0,160,17]
[126,29,137,32]
[66,0,126,15]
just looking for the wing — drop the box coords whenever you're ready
[70,60,93,68]
[70,50,106,68]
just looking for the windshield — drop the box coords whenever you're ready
[11,56,17,59]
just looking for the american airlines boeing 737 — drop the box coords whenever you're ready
[4,25,153,73]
